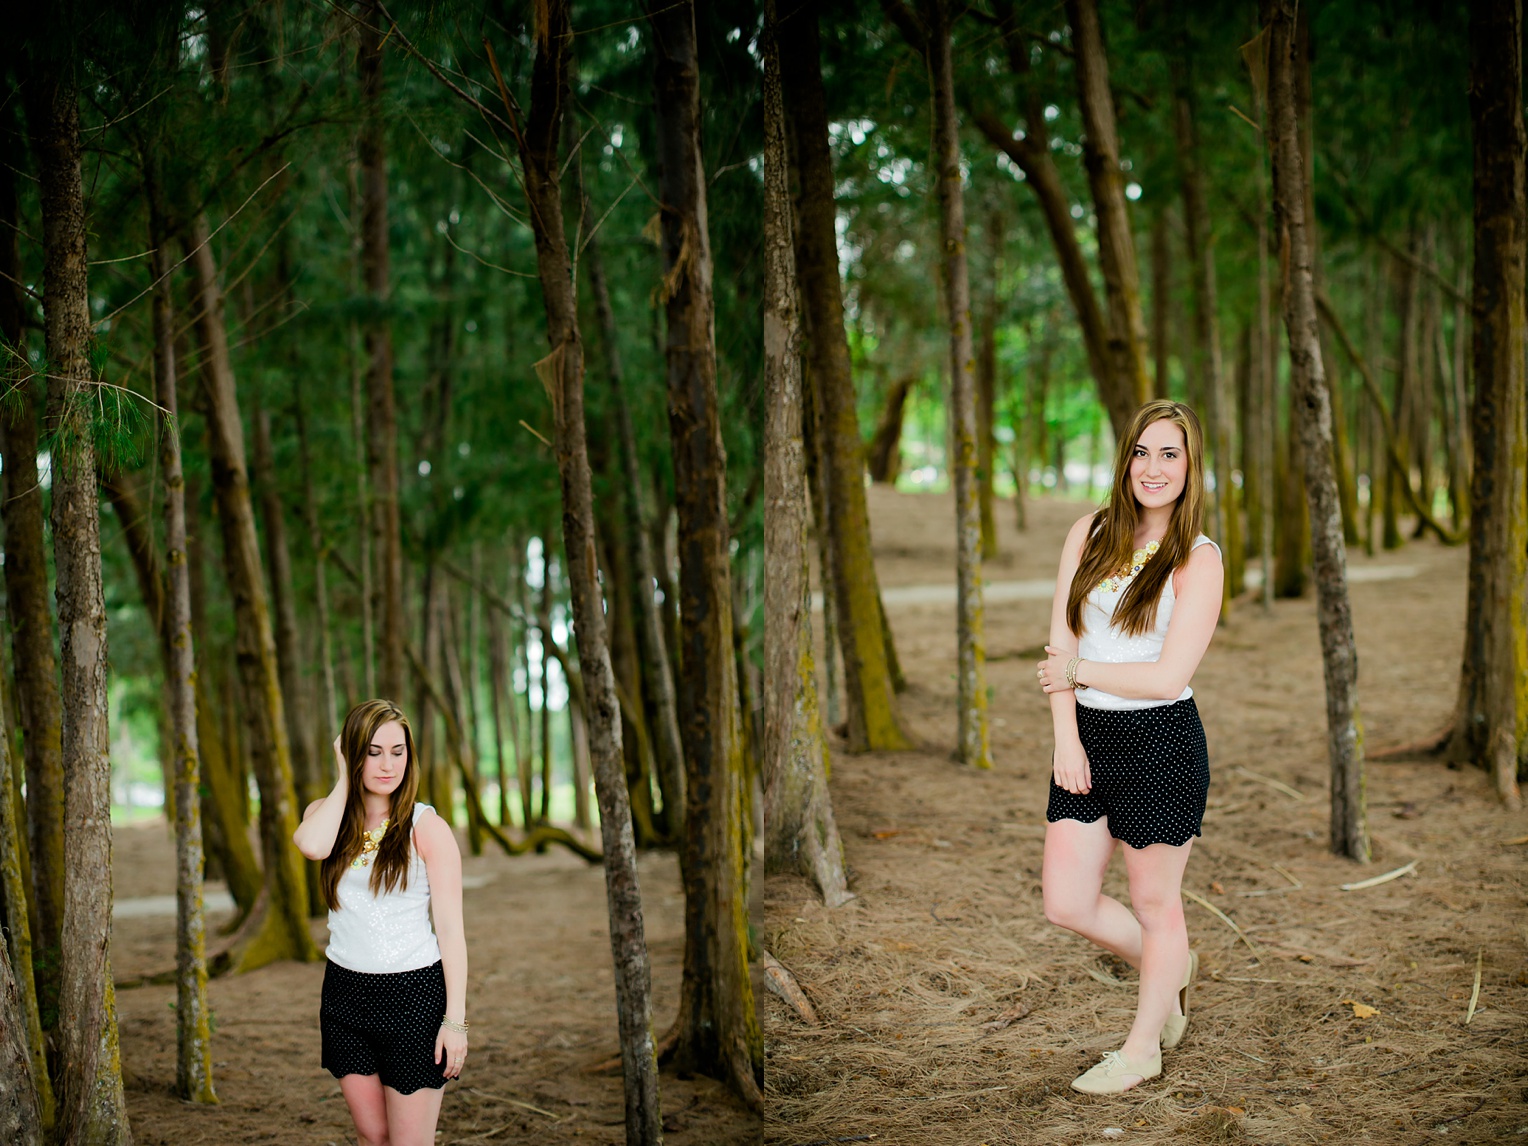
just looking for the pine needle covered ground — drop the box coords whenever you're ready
[765,488,1528,1146]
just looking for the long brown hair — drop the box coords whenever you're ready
[1066,400,1206,638]
[318,699,421,912]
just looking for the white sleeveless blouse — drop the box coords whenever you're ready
[1075,534,1220,712]
[325,803,442,974]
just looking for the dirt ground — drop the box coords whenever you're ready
[764,486,1528,1145]
[112,825,759,1144]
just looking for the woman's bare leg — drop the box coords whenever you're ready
[1042,817,1143,966]
[1119,838,1194,1065]
[339,1074,390,1146]
[382,1084,447,1146]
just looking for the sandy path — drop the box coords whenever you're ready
[766,487,1528,1145]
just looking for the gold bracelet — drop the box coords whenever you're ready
[440,1016,469,1033]
[1066,656,1088,690]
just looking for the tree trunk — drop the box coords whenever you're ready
[1150,209,1170,399]
[0,662,48,1135]
[923,0,992,769]
[293,380,339,739]
[506,6,666,1135]
[146,185,218,1104]
[188,213,317,970]
[358,0,405,700]
[1172,55,1241,606]
[800,360,842,730]
[975,1,1131,435]
[1435,269,1470,533]
[647,0,764,1108]
[486,589,515,827]
[251,386,322,912]
[1066,0,1151,412]
[0,118,63,1054]
[977,211,1003,562]
[866,374,916,484]
[1451,0,1527,805]
[778,4,909,752]
[22,61,134,1144]
[1265,0,1369,860]
[762,2,852,909]
[582,199,686,836]
[538,564,554,825]
[440,587,480,853]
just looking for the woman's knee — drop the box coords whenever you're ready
[1131,894,1185,933]
[1043,889,1095,932]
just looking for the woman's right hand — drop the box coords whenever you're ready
[332,736,348,784]
[1053,739,1092,795]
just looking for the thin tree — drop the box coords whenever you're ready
[0,876,42,1144]
[883,0,993,769]
[762,0,852,909]
[147,170,217,1103]
[1451,0,1526,805]
[1264,0,1368,861]
[22,44,133,1142]
[482,4,665,1138]
[358,0,406,699]
[646,0,764,1107]
[777,4,910,752]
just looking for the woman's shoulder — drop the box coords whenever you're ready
[411,802,436,823]
[1190,533,1222,555]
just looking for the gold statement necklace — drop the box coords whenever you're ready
[1097,540,1160,594]
[352,818,390,869]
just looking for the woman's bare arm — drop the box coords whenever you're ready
[1048,515,1094,794]
[292,738,348,860]
[418,810,468,1075]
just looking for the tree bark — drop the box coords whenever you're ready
[146,183,218,1104]
[646,0,764,1108]
[778,4,909,752]
[866,373,916,485]
[1066,0,1151,414]
[0,115,63,1055]
[358,0,405,700]
[0,661,48,1135]
[1452,0,1527,804]
[922,0,992,769]
[23,60,134,1144]
[1265,0,1369,860]
[977,211,1003,562]
[1150,209,1170,399]
[762,2,853,909]
[188,213,317,970]
[503,7,666,1137]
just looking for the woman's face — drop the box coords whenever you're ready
[1130,419,1189,511]
[362,720,409,798]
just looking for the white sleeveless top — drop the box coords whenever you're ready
[326,803,442,974]
[1075,534,1220,712]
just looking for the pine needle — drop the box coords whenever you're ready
[1183,889,1264,957]
[1464,948,1483,1025]
[1340,860,1418,891]
[1234,765,1305,800]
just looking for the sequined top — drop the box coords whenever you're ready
[325,803,442,974]
[1076,534,1219,712]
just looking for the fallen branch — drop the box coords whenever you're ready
[1339,859,1417,891]
[1183,889,1264,958]
[978,1002,1031,1035]
[1503,835,1528,846]
[762,951,820,1025]
[1368,722,1453,761]
[468,1087,561,1120]
[1234,765,1305,800]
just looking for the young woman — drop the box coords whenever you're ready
[293,699,468,1145]
[1035,399,1222,1095]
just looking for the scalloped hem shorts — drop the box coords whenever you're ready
[1046,696,1210,850]
[321,959,451,1094]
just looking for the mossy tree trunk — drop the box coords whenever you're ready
[1265,0,1369,861]
[188,213,317,970]
[1451,0,1527,805]
[762,1,853,909]
[647,0,764,1109]
[778,4,909,753]
[976,210,1003,562]
[22,56,133,1144]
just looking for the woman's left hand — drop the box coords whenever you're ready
[436,1023,468,1079]
[1037,645,1075,693]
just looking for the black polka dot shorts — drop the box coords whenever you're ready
[1046,697,1210,850]
[321,959,451,1094]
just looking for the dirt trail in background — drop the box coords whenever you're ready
[113,832,757,1143]
[766,487,1528,1145]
